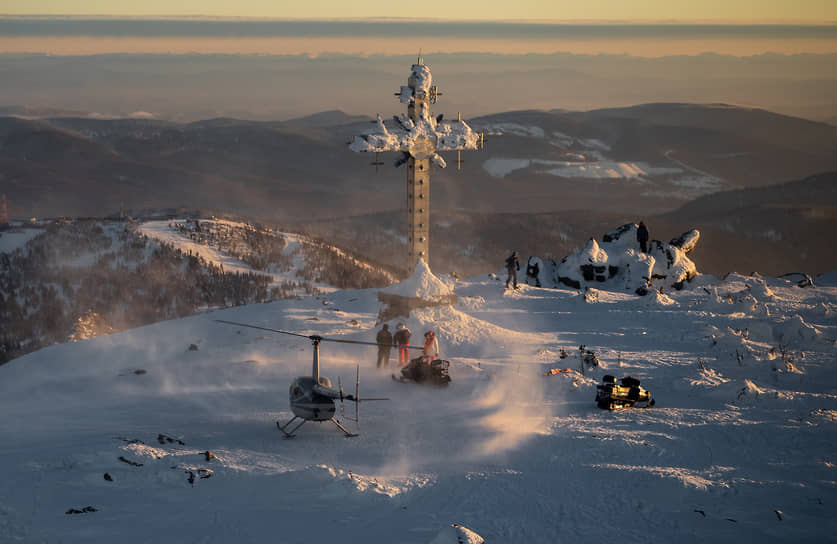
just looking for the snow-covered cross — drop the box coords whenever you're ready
[349,58,483,272]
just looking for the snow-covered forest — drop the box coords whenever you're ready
[0,218,395,364]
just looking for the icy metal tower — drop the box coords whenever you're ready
[350,58,482,271]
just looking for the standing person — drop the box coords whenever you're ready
[422,330,440,361]
[375,324,393,369]
[637,221,649,253]
[394,322,412,366]
[505,251,520,289]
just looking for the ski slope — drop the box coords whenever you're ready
[1,265,836,543]
[138,219,396,294]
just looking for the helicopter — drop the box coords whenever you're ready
[216,319,394,438]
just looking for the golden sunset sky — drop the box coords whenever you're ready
[2,0,836,22]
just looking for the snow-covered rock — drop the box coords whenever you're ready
[428,524,485,544]
[556,223,698,293]
[669,229,700,254]
[522,256,558,288]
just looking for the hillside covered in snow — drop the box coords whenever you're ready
[0,218,396,364]
[1,257,835,542]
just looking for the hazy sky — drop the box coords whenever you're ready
[3,0,836,22]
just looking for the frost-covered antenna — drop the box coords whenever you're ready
[348,59,484,272]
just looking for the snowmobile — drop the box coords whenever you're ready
[595,375,654,410]
[393,356,452,386]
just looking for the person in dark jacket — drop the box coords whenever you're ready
[636,221,649,253]
[394,322,412,366]
[376,324,393,368]
[505,251,520,289]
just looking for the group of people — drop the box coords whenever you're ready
[375,322,439,369]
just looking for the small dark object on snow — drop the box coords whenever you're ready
[596,375,655,410]
[186,470,195,485]
[118,456,143,467]
[134,369,147,375]
[203,451,215,461]
[583,350,599,369]
[198,468,213,479]
[694,509,706,517]
[158,433,185,445]
[66,506,97,515]
[779,272,814,288]
[188,344,199,351]
[394,357,451,386]
[103,472,113,481]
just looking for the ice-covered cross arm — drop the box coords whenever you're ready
[349,113,481,168]
[348,60,482,168]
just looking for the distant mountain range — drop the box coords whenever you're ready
[1,103,835,275]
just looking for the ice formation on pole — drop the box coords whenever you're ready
[349,64,482,167]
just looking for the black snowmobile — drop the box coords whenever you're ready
[393,356,452,386]
[596,375,654,410]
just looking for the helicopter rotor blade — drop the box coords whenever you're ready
[216,319,427,350]
[340,395,389,403]
[215,320,313,339]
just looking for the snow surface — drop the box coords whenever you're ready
[477,127,724,198]
[482,157,682,181]
[1,267,836,543]
[0,228,42,254]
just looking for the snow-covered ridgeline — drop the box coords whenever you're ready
[476,123,724,197]
[138,219,397,293]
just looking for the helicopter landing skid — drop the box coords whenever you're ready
[276,417,358,438]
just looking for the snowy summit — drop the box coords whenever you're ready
[0,233,836,542]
